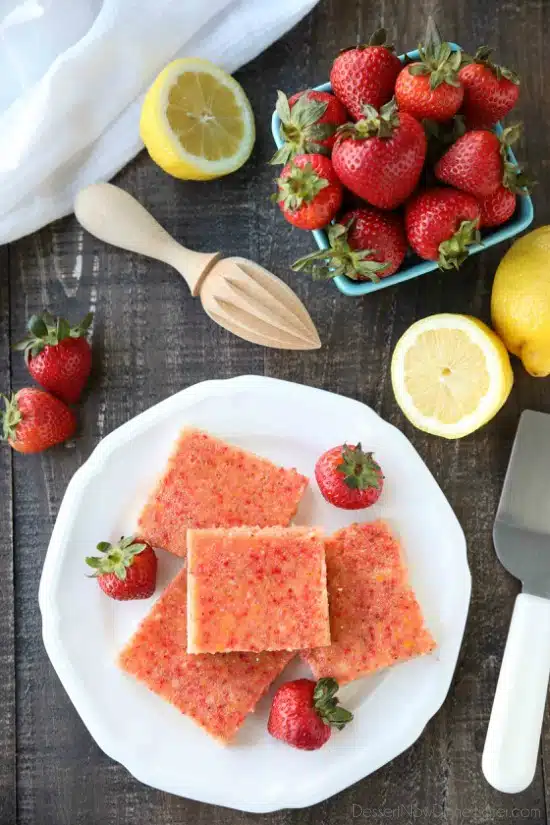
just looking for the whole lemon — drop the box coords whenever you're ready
[491,226,550,377]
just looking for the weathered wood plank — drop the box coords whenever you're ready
[0,245,16,825]
[264,2,550,824]
[5,0,550,822]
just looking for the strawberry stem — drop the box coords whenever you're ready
[337,443,383,490]
[338,98,399,141]
[292,221,388,282]
[14,311,93,358]
[500,123,522,151]
[270,91,333,165]
[438,219,481,270]
[275,162,329,211]
[313,678,353,730]
[495,124,535,193]
[409,41,462,90]
[85,536,147,581]
[462,46,519,84]
[0,394,21,442]
[338,28,395,54]
[502,164,535,195]
[367,28,392,48]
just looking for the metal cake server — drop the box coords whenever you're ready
[74,183,321,351]
[483,410,550,793]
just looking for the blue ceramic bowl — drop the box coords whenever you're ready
[270,44,534,297]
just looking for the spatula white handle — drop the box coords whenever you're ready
[74,183,220,296]
[482,592,550,793]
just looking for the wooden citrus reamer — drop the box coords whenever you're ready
[74,184,321,350]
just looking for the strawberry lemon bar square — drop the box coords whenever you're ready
[187,526,330,654]
[138,428,308,558]
[119,567,294,744]
[303,521,435,684]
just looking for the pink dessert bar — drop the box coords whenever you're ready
[119,567,294,743]
[302,521,435,685]
[187,526,330,654]
[138,428,308,558]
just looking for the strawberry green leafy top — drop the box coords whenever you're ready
[313,678,353,729]
[271,91,334,164]
[15,311,93,358]
[86,536,148,581]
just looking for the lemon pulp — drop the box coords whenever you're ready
[140,58,255,180]
[391,314,513,439]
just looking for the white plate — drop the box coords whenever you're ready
[39,375,471,813]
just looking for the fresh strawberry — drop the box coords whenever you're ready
[477,160,534,228]
[292,208,407,282]
[275,154,343,230]
[15,311,93,404]
[395,42,464,122]
[434,124,523,198]
[330,29,402,120]
[332,99,426,210]
[459,47,520,129]
[315,442,384,509]
[435,130,503,198]
[271,90,348,164]
[86,536,157,601]
[405,187,481,269]
[478,186,517,228]
[1,388,76,454]
[268,677,353,751]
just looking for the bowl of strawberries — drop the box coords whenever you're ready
[271,33,534,296]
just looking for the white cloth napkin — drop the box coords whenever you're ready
[0,0,318,245]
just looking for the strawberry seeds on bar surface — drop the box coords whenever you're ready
[187,527,330,654]
[138,428,308,558]
[119,567,294,744]
[302,521,435,685]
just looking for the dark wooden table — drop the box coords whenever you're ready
[2,1,550,823]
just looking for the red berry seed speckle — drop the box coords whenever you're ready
[303,522,435,684]
[187,527,330,654]
[119,567,294,743]
[138,428,308,558]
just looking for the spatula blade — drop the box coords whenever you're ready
[494,410,550,596]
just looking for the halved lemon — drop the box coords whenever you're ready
[140,57,255,180]
[391,314,513,439]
